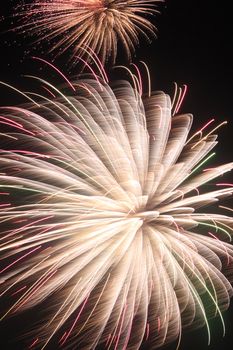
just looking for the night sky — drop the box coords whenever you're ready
[0,0,233,349]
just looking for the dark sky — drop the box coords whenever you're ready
[0,0,233,349]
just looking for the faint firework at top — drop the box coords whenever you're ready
[13,0,162,66]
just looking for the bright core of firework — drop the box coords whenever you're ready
[0,70,233,349]
[15,0,160,64]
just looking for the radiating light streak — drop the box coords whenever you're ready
[13,269,58,312]
[114,65,139,92]
[198,222,231,242]
[140,61,151,97]
[191,152,216,174]
[145,322,150,340]
[76,45,108,83]
[28,338,39,349]
[41,278,83,350]
[41,86,56,98]
[75,56,103,90]
[191,121,227,149]
[0,119,35,136]
[74,82,104,111]
[172,250,211,345]
[0,81,40,106]
[186,118,215,144]
[113,303,128,350]
[0,115,23,128]
[217,183,233,187]
[32,57,76,92]
[26,92,70,116]
[208,232,231,266]
[60,293,90,346]
[11,286,27,297]
[75,274,111,337]
[0,254,51,299]
[174,84,187,115]
[219,205,233,212]
[176,250,226,339]
[131,63,143,96]
[172,85,182,115]
[171,82,178,112]
[0,204,11,208]
[0,133,18,140]
[0,245,41,274]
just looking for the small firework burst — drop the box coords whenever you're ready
[14,0,161,64]
[0,67,233,349]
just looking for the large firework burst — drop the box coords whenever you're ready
[0,72,233,349]
[15,0,160,64]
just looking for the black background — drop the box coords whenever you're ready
[0,0,233,349]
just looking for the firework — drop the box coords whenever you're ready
[0,71,233,350]
[14,0,160,64]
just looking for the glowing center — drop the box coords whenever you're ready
[133,210,159,222]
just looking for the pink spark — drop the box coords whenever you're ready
[114,304,128,350]
[28,338,39,349]
[13,219,28,224]
[198,118,215,134]
[42,85,56,98]
[11,215,54,236]
[122,315,133,350]
[0,245,41,274]
[0,115,23,128]
[2,106,32,117]
[157,316,161,333]
[216,183,233,187]
[11,285,27,297]
[145,322,150,341]
[106,334,112,347]
[203,168,216,172]
[0,203,11,208]
[15,269,57,311]
[9,150,50,158]
[59,331,67,344]
[32,57,76,92]
[61,293,90,345]
[0,120,35,136]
